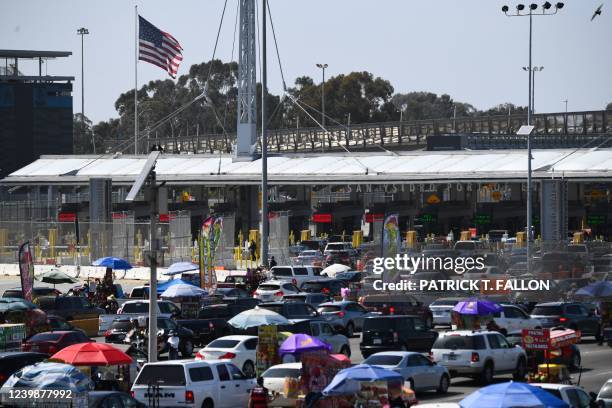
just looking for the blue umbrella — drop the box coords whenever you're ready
[163,261,199,276]
[460,381,569,408]
[453,299,502,316]
[161,283,208,298]
[92,257,132,270]
[0,362,92,393]
[322,364,403,396]
[156,278,198,295]
[575,281,612,298]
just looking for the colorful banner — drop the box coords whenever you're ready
[381,213,400,259]
[256,325,279,376]
[199,216,223,290]
[18,242,34,302]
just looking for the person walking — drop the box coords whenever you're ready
[269,256,277,268]
[248,377,270,408]
[249,240,257,261]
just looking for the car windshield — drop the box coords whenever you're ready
[262,367,301,378]
[258,284,280,291]
[318,306,341,313]
[532,306,563,316]
[135,365,185,386]
[433,335,486,350]
[122,303,148,314]
[206,339,240,349]
[30,332,63,342]
[599,383,612,398]
[363,318,397,331]
[364,355,403,366]
[540,388,563,400]
[326,244,346,251]
[271,267,293,277]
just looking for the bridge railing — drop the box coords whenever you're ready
[104,110,610,154]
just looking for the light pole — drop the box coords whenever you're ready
[523,66,544,114]
[316,63,328,127]
[77,27,92,152]
[502,2,563,275]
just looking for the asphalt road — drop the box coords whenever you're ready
[3,276,611,403]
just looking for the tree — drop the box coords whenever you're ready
[73,113,96,154]
[606,102,612,111]
[481,102,528,116]
[391,92,476,121]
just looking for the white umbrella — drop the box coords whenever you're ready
[163,262,199,276]
[228,307,290,329]
[322,263,351,278]
[161,283,207,298]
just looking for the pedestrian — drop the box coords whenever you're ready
[269,256,277,268]
[248,376,269,408]
[249,240,257,261]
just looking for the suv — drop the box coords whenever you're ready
[360,294,434,328]
[299,279,347,297]
[254,280,300,302]
[360,315,438,357]
[131,360,255,408]
[283,293,331,308]
[530,302,602,340]
[279,319,351,356]
[431,330,527,384]
[37,296,105,321]
[269,266,324,287]
[492,304,542,335]
[317,301,376,336]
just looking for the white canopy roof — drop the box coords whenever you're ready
[4,148,612,185]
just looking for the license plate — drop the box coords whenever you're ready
[444,353,457,361]
[373,338,382,345]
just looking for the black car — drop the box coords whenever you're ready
[334,271,365,284]
[258,301,320,320]
[88,391,146,408]
[325,250,354,267]
[37,296,105,321]
[105,316,194,357]
[0,352,48,386]
[283,293,331,308]
[178,316,234,347]
[530,302,602,340]
[360,315,438,357]
[299,279,347,297]
[211,287,251,299]
[47,315,86,336]
[2,287,61,299]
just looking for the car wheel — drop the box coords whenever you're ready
[595,326,603,342]
[437,374,450,394]
[340,346,351,358]
[242,361,255,378]
[181,339,193,358]
[571,353,581,370]
[513,358,526,381]
[346,322,355,337]
[202,398,214,408]
[480,362,494,385]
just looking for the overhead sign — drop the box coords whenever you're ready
[365,213,385,223]
[312,213,332,223]
[58,212,76,222]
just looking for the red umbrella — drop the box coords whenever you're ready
[51,342,133,366]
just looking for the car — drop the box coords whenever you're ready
[492,303,543,335]
[2,287,62,299]
[282,293,331,308]
[195,335,258,378]
[198,299,260,320]
[254,280,300,302]
[299,278,347,297]
[317,300,377,336]
[363,351,450,394]
[429,298,462,327]
[211,287,250,299]
[325,250,355,268]
[103,317,134,344]
[178,317,234,348]
[258,302,320,320]
[131,360,255,408]
[597,379,612,408]
[36,295,104,321]
[128,286,150,299]
[279,319,351,357]
[463,266,507,280]
[530,302,602,340]
[269,266,325,287]
[431,330,527,384]
[360,315,438,357]
[294,250,324,267]
[46,314,87,336]
[21,330,93,356]
[99,300,182,333]
[532,383,599,408]
[0,352,48,386]
[87,391,146,408]
[261,362,302,407]
[360,294,434,328]
[324,242,354,255]
[334,271,365,284]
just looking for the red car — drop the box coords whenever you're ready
[21,330,92,356]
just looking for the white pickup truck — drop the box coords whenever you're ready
[98,300,181,334]
[131,360,255,408]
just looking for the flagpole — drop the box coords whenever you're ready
[134,4,138,155]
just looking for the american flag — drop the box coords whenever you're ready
[138,15,183,78]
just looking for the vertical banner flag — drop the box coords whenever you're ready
[18,241,34,301]
[138,16,183,78]
[382,213,400,281]
[199,216,223,289]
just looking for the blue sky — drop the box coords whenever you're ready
[3,0,610,124]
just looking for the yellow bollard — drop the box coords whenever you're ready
[300,230,311,242]
[352,230,363,249]
[48,228,58,259]
[405,231,417,249]
[516,231,526,248]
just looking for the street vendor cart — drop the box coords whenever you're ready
[522,328,581,384]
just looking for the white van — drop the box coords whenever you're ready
[131,360,255,408]
[269,266,324,287]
